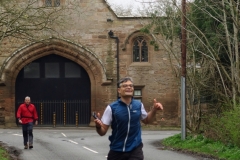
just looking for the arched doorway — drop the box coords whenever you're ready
[15,54,91,126]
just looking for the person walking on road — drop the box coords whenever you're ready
[94,77,163,160]
[17,96,38,149]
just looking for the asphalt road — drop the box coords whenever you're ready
[0,128,205,160]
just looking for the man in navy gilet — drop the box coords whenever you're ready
[94,77,163,160]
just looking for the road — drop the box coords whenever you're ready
[0,128,205,160]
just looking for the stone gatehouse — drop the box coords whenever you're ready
[0,0,179,128]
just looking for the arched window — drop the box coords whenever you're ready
[133,36,148,62]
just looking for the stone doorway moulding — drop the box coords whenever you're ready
[0,38,112,127]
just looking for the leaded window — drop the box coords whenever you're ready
[45,0,60,7]
[134,89,142,102]
[133,37,148,62]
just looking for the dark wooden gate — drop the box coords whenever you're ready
[15,54,91,126]
[17,100,90,126]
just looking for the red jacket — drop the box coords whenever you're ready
[17,103,38,124]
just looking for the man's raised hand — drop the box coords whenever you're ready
[153,99,163,110]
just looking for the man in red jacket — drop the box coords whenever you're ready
[17,96,38,149]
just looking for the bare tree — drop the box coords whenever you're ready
[0,0,66,44]
[0,0,99,49]
[140,0,240,133]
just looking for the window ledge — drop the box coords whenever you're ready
[130,62,152,67]
[101,80,113,86]
[134,85,145,88]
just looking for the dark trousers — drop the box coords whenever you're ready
[22,122,33,145]
[107,143,144,160]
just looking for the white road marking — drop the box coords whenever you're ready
[12,134,22,136]
[68,140,78,144]
[83,146,98,153]
[61,133,99,154]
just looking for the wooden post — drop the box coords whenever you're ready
[64,102,66,126]
[53,112,56,128]
[75,111,78,127]
[40,102,43,125]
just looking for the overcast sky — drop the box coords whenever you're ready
[106,0,147,6]
[106,0,155,14]
[106,0,192,7]
[106,0,156,9]
[106,0,194,16]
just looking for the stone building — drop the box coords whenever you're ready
[0,0,179,128]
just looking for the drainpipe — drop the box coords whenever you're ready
[108,30,119,99]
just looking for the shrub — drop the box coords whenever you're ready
[204,107,240,147]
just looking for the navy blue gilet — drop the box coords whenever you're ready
[109,98,142,152]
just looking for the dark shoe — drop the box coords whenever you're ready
[29,143,33,149]
[24,145,28,149]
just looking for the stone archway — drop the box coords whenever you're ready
[0,38,112,127]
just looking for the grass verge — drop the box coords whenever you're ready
[162,133,240,160]
[0,146,10,160]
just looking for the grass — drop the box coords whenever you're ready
[0,146,10,160]
[141,124,181,131]
[162,133,240,160]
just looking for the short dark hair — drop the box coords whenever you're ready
[118,77,133,88]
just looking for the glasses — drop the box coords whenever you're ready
[121,84,134,88]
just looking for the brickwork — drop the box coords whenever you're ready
[0,0,180,127]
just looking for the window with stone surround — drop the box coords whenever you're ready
[133,36,148,62]
[133,89,142,101]
[45,0,60,7]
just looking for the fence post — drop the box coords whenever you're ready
[40,103,43,125]
[64,102,66,126]
[75,111,78,127]
[53,112,56,128]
